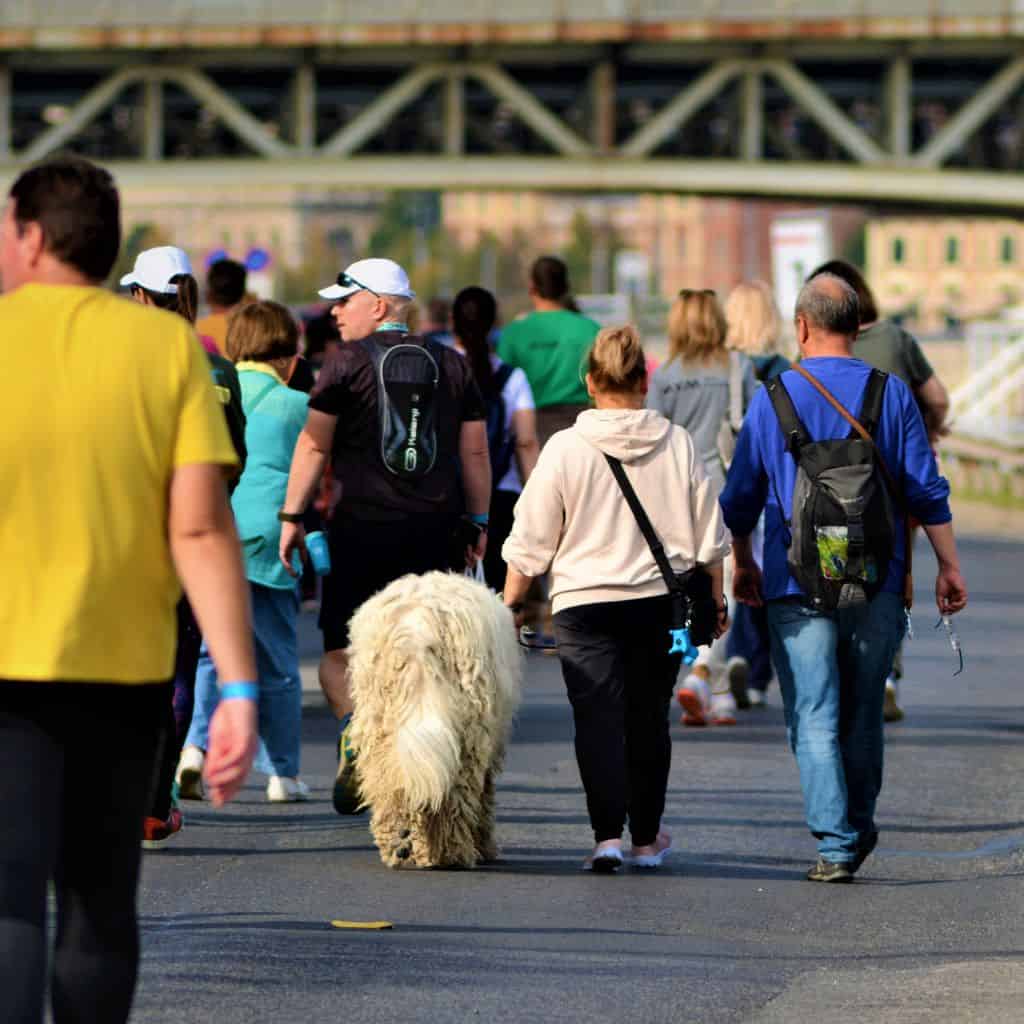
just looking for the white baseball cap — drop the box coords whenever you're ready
[318,258,415,302]
[119,246,193,294]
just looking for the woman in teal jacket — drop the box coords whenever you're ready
[180,301,311,802]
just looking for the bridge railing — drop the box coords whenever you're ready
[2,0,1018,29]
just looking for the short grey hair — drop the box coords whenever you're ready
[795,273,859,337]
[383,294,413,321]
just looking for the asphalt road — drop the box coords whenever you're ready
[134,536,1024,1023]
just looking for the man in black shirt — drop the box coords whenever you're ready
[279,259,491,813]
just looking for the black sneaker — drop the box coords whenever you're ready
[850,830,879,874]
[806,857,854,883]
[332,721,363,815]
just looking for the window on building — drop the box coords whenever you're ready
[892,237,905,264]
[945,236,960,264]
[1001,235,1015,264]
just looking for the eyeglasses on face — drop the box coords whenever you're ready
[678,288,717,298]
[336,272,380,298]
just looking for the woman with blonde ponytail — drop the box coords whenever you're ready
[502,324,729,873]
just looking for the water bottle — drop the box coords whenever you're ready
[305,530,332,576]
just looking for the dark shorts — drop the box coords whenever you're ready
[319,515,457,652]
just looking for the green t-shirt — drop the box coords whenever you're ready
[853,320,934,390]
[497,309,601,408]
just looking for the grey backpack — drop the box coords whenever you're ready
[767,367,897,610]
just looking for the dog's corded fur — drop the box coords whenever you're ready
[348,571,522,868]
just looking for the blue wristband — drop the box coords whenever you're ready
[220,681,258,701]
[469,513,489,525]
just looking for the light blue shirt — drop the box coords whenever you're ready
[230,365,309,590]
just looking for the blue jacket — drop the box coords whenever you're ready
[719,357,951,601]
[230,365,309,590]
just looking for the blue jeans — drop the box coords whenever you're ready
[766,593,906,863]
[186,583,302,778]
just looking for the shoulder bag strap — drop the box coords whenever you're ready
[603,454,680,596]
[728,351,744,432]
[790,363,914,608]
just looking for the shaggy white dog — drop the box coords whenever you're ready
[347,571,522,869]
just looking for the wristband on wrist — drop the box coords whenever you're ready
[469,513,489,525]
[277,509,304,523]
[220,681,259,701]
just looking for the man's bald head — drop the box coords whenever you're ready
[795,273,860,340]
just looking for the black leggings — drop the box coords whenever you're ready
[553,595,681,847]
[0,680,168,1024]
[149,598,203,820]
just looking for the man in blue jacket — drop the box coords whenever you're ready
[720,273,968,883]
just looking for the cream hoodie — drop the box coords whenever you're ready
[502,408,730,614]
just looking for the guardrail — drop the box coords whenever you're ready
[2,0,1019,31]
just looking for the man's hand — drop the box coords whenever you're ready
[204,698,258,807]
[279,520,306,578]
[733,560,764,608]
[936,564,967,616]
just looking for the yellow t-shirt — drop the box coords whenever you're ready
[0,284,238,684]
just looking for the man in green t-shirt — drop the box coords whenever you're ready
[498,256,600,446]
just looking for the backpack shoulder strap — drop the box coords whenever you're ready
[856,369,888,439]
[766,375,810,455]
[604,454,679,596]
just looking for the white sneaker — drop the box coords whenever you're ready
[747,688,766,708]
[676,673,711,726]
[175,745,205,801]
[266,776,311,803]
[710,691,738,726]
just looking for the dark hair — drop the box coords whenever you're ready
[206,259,247,309]
[452,286,498,397]
[795,274,860,337]
[303,309,340,360]
[426,296,450,327]
[9,155,120,283]
[808,259,878,325]
[136,274,199,325]
[530,255,571,303]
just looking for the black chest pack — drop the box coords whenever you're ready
[361,336,443,479]
[767,365,911,611]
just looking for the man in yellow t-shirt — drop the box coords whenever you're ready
[0,156,258,1024]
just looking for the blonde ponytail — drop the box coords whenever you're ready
[587,324,647,394]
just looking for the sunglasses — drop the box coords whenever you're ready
[336,271,380,299]
[678,288,717,298]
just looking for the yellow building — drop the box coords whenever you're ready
[867,218,1024,333]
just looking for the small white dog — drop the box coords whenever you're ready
[347,571,522,869]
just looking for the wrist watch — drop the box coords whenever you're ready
[277,509,304,523]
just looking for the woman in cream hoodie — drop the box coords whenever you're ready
[502,325,729,872]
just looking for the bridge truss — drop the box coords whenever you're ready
[2,35,1024,205]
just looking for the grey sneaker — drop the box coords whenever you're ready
[726,656,751,710]
[806,857,854,883]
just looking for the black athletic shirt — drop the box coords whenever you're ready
[308,330,485,522]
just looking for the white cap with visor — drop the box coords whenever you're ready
[318,258,415,302]
[119,246,192,294]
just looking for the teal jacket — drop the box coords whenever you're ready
[230,364,309,590]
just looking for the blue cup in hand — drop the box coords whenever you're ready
[305,531,332,576]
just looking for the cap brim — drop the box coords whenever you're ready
[318,283,359,301]
[119,273,137,288]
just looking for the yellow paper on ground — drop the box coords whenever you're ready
[330,920,393,930]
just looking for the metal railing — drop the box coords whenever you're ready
[2,0,1018,29]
